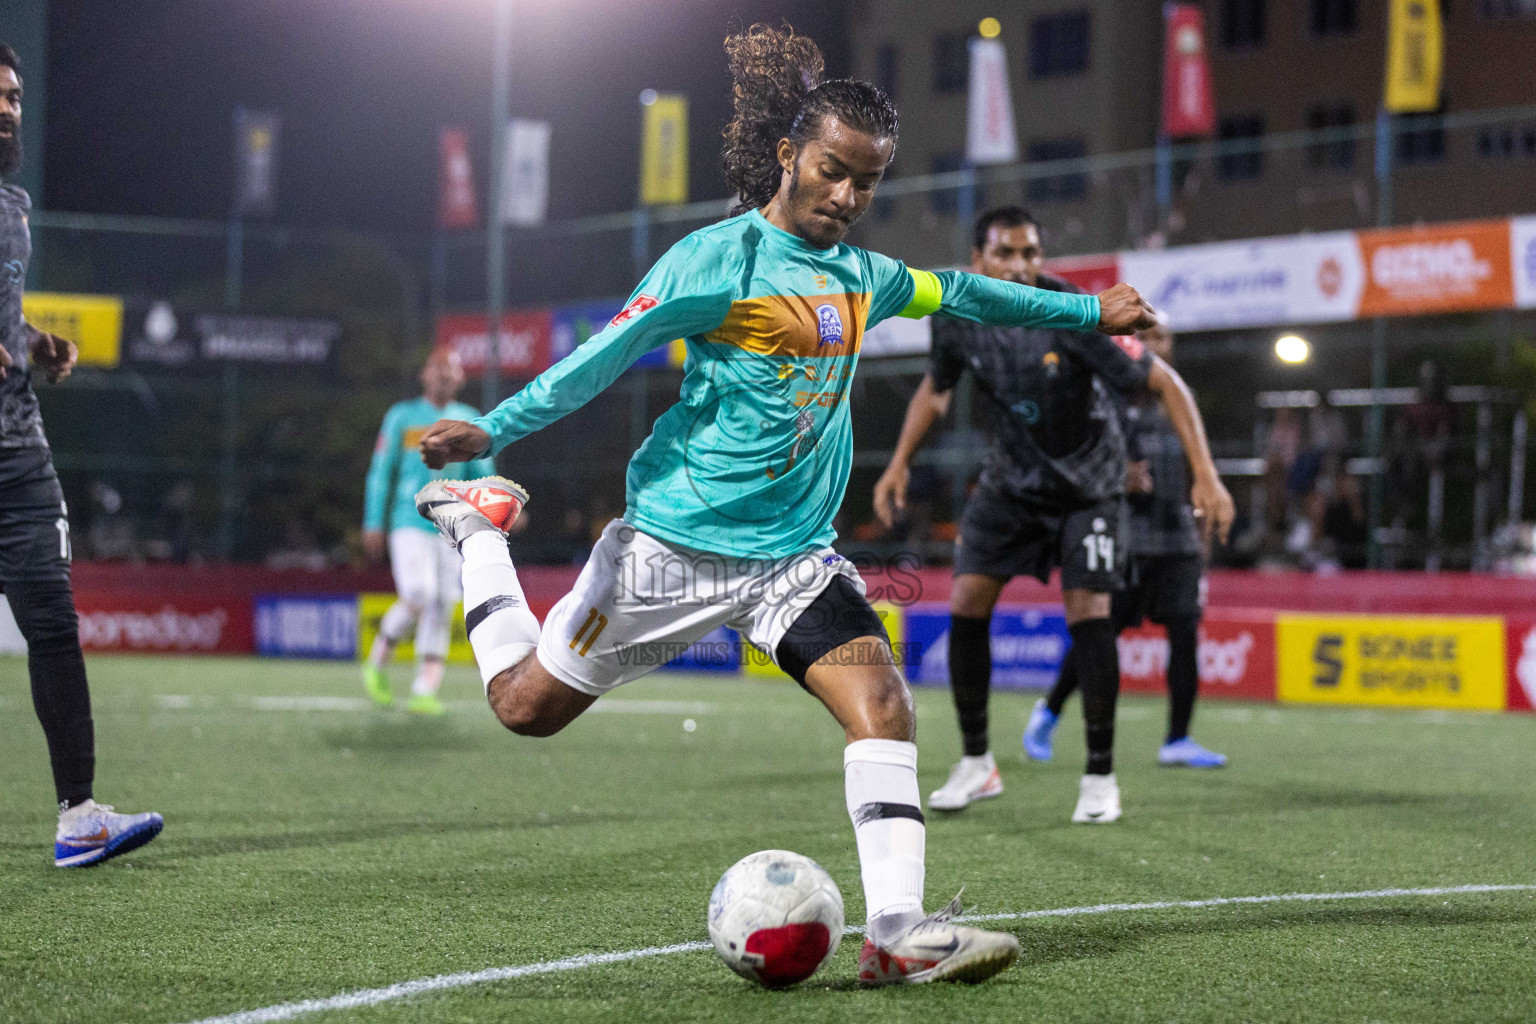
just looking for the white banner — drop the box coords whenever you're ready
[863,314,932,357]
[966,38,1018,166]
[1120,232,1365,332]
[501,119,551,226]
[1511,215,1536,310]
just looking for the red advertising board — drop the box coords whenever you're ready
[1117,611,1276,702]
[1503,616,1536,712]
[74,592,254,654]
[435,309,552,379]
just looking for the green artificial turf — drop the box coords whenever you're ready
[2,655,1533,1023]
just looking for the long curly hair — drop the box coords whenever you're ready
[721,24,899,215]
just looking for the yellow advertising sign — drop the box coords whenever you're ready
[1276,614,1504,711]
[640,93,689,206]
[21,292,123,368]
[356,592,474,666]
[743,601,905,680]
[1384,0,1442,114]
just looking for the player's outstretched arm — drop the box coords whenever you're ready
[444,235,733,465]
[901,269,1158,335]
[1146,356,1235,543]
[874,373,952,528]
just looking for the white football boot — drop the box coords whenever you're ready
[1071,772,1122,824]
[927,753,1004,812]
[858,895,1020,985]
[54,800,164,868]
[415,477,528,549]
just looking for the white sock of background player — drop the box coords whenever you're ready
[459,530,541,691]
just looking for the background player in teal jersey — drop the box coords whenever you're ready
[410,26,1193,985]
[361,351,494,714]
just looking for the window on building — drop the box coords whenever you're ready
[929,152,966,214]
[1025,139,1088,202]
[932,34,968,94]
[1305,103,1356,169]
[1477,0,1536,18]
[1028,11,1091,77]
[1396,109,1446,165]
[1310,0,1357,35]
[1217,114,1265,180]
[1221,0,1266,48]
[1476,125,1536,159]
[874,44,899,101]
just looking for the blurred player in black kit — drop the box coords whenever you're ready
[875,207,1232,823]
[0,44,162,866]
[1027,314,1228,768]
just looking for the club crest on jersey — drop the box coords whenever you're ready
[815,304,843,346]
[611,294,659,328]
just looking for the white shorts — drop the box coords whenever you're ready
[537,519,866,697]
[388,527,463,610]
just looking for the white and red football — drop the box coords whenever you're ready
[707,850,844,988]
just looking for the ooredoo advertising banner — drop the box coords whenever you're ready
[74,593,254,654]
[435,309,552,379]
[1119,232,1365,332]
[1357,220,1514,317]
[1276,613,1506,711]
[1118,612,1275,703]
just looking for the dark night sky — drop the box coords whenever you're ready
[40,0,847,232]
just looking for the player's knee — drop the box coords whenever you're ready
[7,579,80,653]
[487,672,569,737]
[853,672,916,742]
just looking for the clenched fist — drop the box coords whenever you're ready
[419,419,492,470]
[1096,283,1159,335]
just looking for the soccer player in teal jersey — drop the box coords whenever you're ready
[360,351,494,713]
[413,26,1222,985]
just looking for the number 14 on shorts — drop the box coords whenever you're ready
[1083,532,1114,572]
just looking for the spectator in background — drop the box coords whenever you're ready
[1387,360,1455,536]
[1308,455,1367,571]
[84,481,134,561]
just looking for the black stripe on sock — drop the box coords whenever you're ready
[853,801,926,828]
[465,594,523,636]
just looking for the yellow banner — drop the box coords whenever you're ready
[1384,0,1442,113]
[743,601,905,680]
[21,292,123,368]
[356,592,474,665]
[640,94,688,206]
[1277,614,1504,711]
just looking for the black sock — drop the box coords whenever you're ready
[10,578,95,807]
[1070,618,1119,776]
[948,615,992,757]
[1165,616,1200,743]
[1045,647,1077,716]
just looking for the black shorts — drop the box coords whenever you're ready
[0,448,71,587]
[954,487,1126,593]
[776,575,890,687]
[1112,553,1204,629]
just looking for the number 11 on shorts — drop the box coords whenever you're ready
[570,607,608,657]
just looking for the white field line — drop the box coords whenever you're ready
[177,883,1535,1024]
[152,696,716,715]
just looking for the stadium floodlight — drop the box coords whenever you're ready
[1275,334,1310,364]
[978,17,1002,38]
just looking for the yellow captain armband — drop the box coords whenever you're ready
[897,268,943,319]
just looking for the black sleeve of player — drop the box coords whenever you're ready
[928,318,967,394]
[1060,330,1153,393]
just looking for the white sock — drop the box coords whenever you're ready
[845,738,926,940]
[461,530,541,691]
[412,658,445,697]
[369,601,418,668]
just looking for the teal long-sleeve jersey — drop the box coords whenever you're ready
[470,210,1102,559]
[364,397,497,534]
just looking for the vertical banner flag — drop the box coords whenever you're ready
[639,93,689,205]
[501,119,551,226]
[437,127,479,230]
[965,38,1018,165]
[232,108,281,217]
[1161,3,1216,138]
[1385,0,1443,113]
